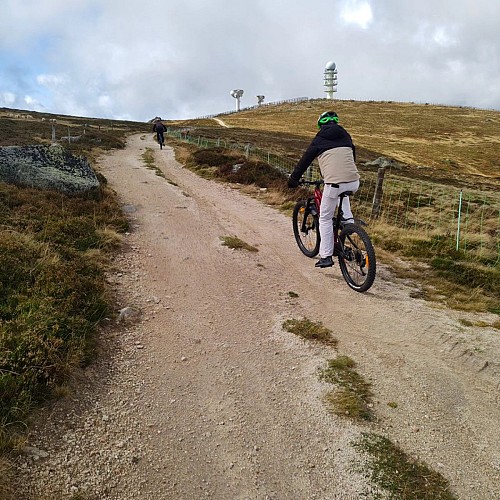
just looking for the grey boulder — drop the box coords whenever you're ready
[0,144,100,195]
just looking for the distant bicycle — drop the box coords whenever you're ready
[153,119,166,149]
[292,179,376,292]
[156,132,164,149]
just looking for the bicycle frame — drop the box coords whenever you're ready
[300,180,348,243]
[313,183,322,214]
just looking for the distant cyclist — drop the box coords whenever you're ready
[153,118,166,147]
[288,111,360,269]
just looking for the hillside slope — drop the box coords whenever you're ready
[170,99,500,187]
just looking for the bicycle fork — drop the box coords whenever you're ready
[300,200,317,234]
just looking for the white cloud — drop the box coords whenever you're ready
[23,95,45,111]
[37,74,68,87]
[433,27,456,47]
[340,0,373,29]
[0,91,16,106]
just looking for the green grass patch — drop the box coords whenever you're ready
[217,160,287,188]
[220,235,258,252]
[319,356,374,421]
[430,257,500,297]
[186,147,288,188]
[355,433,456,499]
[141,147,165,178]
[282,317,337,347]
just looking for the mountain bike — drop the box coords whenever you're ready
[292,179,376,292]
[156,132,164,149]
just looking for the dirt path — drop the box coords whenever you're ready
[212,117,231,128]
[17,134,500,499]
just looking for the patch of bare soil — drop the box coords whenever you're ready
[15,134,500,499]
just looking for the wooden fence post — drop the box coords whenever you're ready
[371,166,386,218]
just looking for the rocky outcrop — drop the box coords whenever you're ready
[0,144,100,195]
[363,156,401,169]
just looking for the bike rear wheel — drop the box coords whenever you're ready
[338,224,376,292]
[292,201,320,257]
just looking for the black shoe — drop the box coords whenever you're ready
[315,256,334,268]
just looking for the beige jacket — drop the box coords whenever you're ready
[318,147,360,184]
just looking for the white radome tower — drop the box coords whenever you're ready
[230,89,244,111]
[324,61,338,99]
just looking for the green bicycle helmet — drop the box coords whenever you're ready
[317,111,339,128]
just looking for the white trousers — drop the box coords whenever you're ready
[319,180,360,258]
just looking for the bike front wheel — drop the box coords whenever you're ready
[292,201,320,257]
[338,224,376,292]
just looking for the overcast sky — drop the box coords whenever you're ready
[1,0,499,121]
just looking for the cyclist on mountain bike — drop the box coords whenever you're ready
[288,111,360,268]
[153,118,166,147]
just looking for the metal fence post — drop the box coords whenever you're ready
[456,190,463,251]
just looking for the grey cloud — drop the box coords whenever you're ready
[0,0,498,119]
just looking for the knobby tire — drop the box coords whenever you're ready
[292,200,320,258]
[338,223,376,292]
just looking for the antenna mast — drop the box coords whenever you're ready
[324,61,338,99]
[230,89,244,111]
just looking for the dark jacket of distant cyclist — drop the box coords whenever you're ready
[153,121,166,134]
[153,121,166,144]
[288,123,358,186]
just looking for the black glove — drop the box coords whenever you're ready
[287,176,299,188]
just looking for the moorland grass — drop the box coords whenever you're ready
[282,317,338,347]
[201,99,500,182]
[319,356,374,421]
[220,235,258,252]
[355,433,456,499]
[141,147,165,178]
[0,109,146,494]
[0,182,128,449]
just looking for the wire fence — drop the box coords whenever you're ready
[165,127,500,265]
[354,173,500,264]
[195,97,311,119]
